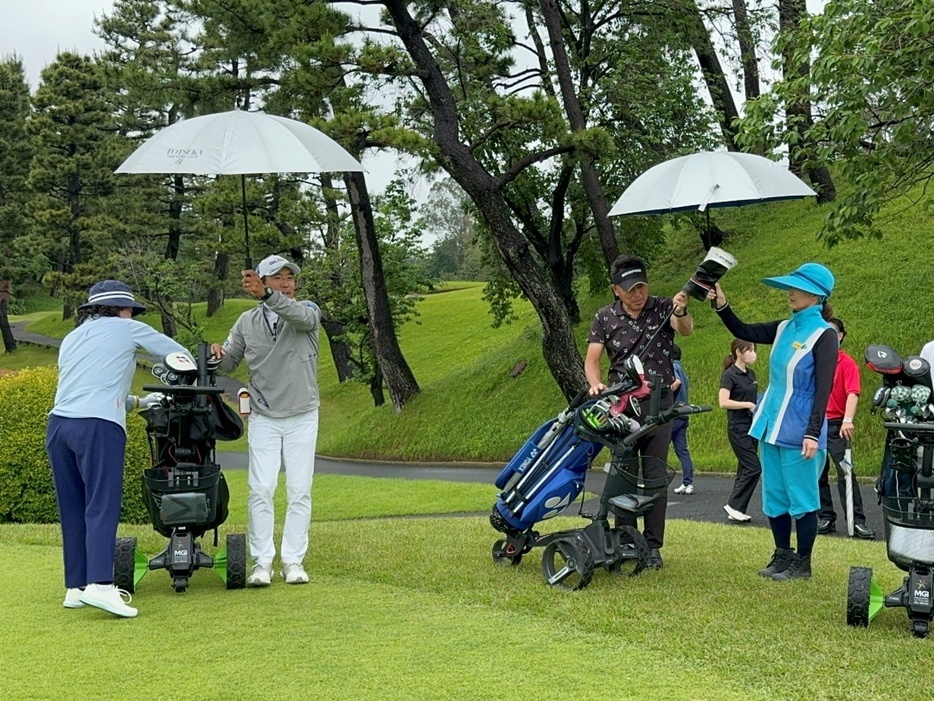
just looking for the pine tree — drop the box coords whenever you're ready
[0,58,32,351]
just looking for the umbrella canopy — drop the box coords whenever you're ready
[116,110,366,268]
[116,109,365,176]
[609,151,816,217]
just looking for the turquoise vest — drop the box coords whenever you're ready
[750,306,832,449]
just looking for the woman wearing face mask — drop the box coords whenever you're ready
[708,263,837,582]
[719,339,761,523]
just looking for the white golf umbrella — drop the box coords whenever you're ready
[609,151,816,226]
[116,109,366,267]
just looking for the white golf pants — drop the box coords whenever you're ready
[247,409,318,566]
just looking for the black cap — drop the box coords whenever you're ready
[611,265,648,291]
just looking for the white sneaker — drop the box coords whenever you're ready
[674,484,694,495]
[247,563,273,587]
[79,584,138,618]
[724,504,752,522]
[281,563,309,585]
[63,588,85,609]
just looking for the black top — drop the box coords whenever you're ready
[720,363,758,432]
[587,296,676,388]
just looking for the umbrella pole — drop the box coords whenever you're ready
[241,174,252,270]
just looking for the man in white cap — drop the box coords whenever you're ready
[210,255,321,586]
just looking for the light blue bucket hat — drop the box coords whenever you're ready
[762,262,834,299]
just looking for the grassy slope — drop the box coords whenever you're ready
[8,189,934,472]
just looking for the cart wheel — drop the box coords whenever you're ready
[492,539,523,567]
[847,566,873,627]
[541,536,594,591]
[911,618,930,639]
[114,537,137,594]
[226,534,247,590]
[607,526,650,577]
[173,577,189,593]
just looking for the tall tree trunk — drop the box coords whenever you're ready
[206,251,229,317]
[778,0,836,202]
[322,318,358,382]
[731,0,761,102]
[678,1,741,151]
[343,170,420,411]
[538,0,620,270]
[384,0,586,401]
[319,172,357,382]
[0,281,15,353]
[369,361,385,407]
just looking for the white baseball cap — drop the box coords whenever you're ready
[256,254,300,278]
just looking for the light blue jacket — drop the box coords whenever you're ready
[51,317,191,432]
[750,306,832,449]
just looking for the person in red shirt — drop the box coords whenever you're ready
[817,317,875,539]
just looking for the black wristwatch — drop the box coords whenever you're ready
[261,286,274,301]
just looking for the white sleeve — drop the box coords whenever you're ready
[128,320,193,361]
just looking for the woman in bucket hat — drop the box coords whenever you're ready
[46,280,192,617]
[708,263,838,581]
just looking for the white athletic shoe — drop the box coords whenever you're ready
[724,504,752,522]
[674,484,695,495]
[63,588,85,609]
[79,584,138,618]
[281,563,309,585]
[247,563,273,587]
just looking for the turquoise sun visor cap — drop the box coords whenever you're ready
[761,262,834,299]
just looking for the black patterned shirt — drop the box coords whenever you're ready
[587,296,676,388]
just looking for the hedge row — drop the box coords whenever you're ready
[0,367,151,524]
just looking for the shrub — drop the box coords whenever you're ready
[0,367,150,524]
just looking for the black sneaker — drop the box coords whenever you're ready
[772,554,812,581]
[646,548,663,570]
[758,548,794,578]
[817,518,835,535]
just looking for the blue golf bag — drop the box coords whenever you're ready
[491,411,602,535]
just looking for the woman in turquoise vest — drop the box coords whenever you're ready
[708,263,837,581]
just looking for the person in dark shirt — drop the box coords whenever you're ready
[708,263,838,581]
[670,344,696,494]
[585,253,694,570]
[719,339,761,522]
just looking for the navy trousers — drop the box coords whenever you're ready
[46,415,126,588]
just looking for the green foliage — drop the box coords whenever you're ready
[0,58,32,282]
[736,0,934,243]
[0,367,150,524]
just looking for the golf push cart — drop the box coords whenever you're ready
[847,345,934,637]
[114,343,247,594]
[490,356,711,590]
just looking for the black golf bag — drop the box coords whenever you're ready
[114,343,247,594]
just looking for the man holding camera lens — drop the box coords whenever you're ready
[210,254,321,587]
[585,254,693,569]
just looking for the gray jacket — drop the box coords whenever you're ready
[219,291,321,418]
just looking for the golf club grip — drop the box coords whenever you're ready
[569,387,590,409]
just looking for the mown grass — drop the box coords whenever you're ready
[0,471,926,701]
[8,187,934,474]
